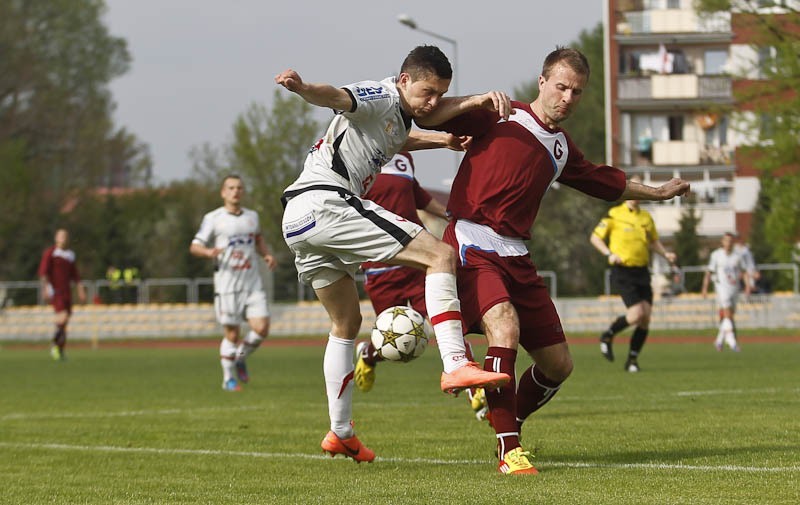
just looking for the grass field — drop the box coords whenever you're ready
[1,337,798,504]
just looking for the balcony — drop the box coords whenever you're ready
[617,10,732,43]
[617,75,732,108]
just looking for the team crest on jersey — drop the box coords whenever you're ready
[384,120,399,136]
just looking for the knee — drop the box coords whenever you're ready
[535,354,573,383]
[250,319,270,337]
[332,313,362,339]
[431,241,457,271]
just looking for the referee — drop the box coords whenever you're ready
[590,176,677,372]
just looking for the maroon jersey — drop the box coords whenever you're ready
[438,101,626,239]
[361,152,432,271]
[38,246,80,298]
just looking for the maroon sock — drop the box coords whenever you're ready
[516,364,563,431]
[363,342,382,365]
[484,346,519,457]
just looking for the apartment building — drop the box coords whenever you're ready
[602,0,794,240]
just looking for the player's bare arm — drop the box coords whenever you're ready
[274,69,354,111]
[403,131,470,152]
[416,91,513,127]
[590,234,622,265]
[255,235,278,271]
[76,282,87,304]
[621,178,690,201]
[189,242,223,260]
[39,276,51,302]
[423,198,449,220]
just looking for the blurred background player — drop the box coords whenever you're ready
[352,150,489,419]
[591,175,678,373]
[702,232,751,352]
[425,47,689,474]
[276,46,512,463]
[38,228,86,360]
[190,174,277,391]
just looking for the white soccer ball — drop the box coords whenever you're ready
[370,306,432,362]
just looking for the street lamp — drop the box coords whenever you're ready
[397,14,458,96]
[397,14,460,181]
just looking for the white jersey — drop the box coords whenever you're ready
[707,247,747,292]
[193,207,263,294]
[285,76,412,196]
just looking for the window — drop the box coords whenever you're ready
[704,50,727,75]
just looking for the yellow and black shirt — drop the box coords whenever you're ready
[593,203,657,267]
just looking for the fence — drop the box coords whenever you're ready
[604,263,799,296]
[1,270,559,307]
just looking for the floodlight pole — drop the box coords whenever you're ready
[398,14,460,180]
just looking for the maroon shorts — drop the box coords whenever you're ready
[52,295,72,314]
[443,226,565,352]
[363,266,427,317]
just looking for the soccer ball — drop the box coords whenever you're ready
[371,306,432,362]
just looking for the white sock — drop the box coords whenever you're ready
[219,338,237,382]
[236,330,264,361]
[721,318,738,349]
[323,335,355,439]
[425,272,468,374]
[714,326,725,348]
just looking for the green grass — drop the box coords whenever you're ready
[1,339,798,504]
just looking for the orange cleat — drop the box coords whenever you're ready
[320,431,375,463]
[440,362,510,394]
[498,447,539,475]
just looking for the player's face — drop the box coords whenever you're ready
[54,230,68,248]
[721,234,733,251]
[221,178,244,207]
[537,63,587,126]
[398,72,450,119]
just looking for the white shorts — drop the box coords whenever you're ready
[715,286,739,310]
[214,288,269,326]
[281,189,422,289]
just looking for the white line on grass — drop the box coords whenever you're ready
[1,442,798,473]
[0,405,261,421]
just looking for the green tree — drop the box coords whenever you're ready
[0,0,152,281]
[190,90,321,300]
[695,0,800,262]
[515,23,612,296]
[673,205,702,292]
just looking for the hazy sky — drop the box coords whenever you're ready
[104,0,603,190]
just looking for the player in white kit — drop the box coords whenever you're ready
[191,175,278,391]
[702,232,751,352]
[275,45,513,462]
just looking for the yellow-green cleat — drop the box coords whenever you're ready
[354,341,376,392]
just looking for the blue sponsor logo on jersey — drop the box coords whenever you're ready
[228,233,254,246]
[355,86,389,101]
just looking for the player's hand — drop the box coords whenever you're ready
[701,290,707,299]
[665,252,677,264]
[209,247,224,259]
[657,178,691,200]
[608,253,622,265]
[480,91,513,120]
[263,254,278,271]
[444,134,472,152]
[275,69,304,93]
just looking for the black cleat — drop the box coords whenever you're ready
[599,336,614,362]
[624,358,640,373]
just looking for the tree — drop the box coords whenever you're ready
[0,0,152,281]
[673,205,703,292]
[190,90,321,300]
[695,0,800,262]
[515,23,612,296]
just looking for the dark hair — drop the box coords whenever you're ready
[400,45,452,81]
[542,46,590,80]
[220,174,242,189]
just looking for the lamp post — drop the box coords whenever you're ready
[397,14,458,96]
[397,14,460,181]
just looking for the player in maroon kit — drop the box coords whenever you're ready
[423,47,690,474]
[38,228,86,360]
